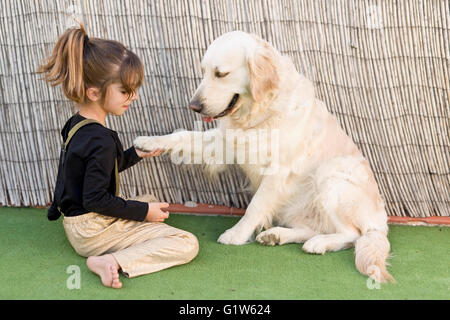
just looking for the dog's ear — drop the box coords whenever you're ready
[247,40,280,103]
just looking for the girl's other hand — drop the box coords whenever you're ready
[136,148,165,158]
[145,202,170,222]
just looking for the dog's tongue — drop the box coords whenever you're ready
[202,116,214,123]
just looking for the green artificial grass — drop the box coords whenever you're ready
[0,207,448,300]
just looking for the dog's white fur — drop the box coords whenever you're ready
[134,31,394,283]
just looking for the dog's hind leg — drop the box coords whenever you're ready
[256,226,318,246]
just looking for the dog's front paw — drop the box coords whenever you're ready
[134,136,164,152]
[217,228,250,245]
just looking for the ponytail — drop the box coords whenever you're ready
[37,24,88,103]
[38,22,144,105]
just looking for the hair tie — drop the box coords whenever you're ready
[84,34,89,45]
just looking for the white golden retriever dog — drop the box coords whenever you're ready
[134,31,394,283]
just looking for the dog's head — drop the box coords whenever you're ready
[189,31,280,122]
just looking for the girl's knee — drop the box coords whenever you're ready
[180,232,199,261]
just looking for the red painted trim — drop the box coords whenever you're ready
[166,203,246,216]
[167,203,450,225]
[23,202,450,225]
[387,216,450,225]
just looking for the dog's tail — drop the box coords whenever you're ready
[354,229,395,283]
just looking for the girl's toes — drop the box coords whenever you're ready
[110,265,122,289]
[112,279,122,289]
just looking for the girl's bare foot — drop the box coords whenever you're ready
[87,254,122,289]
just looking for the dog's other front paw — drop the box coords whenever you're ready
[217,227,251,245]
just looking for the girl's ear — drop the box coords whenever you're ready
[85,87,101,102]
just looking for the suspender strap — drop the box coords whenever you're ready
[64,119,120,196]
[64,119,100,151]
[114,158,119,196]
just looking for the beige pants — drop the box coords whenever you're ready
[62,198,199,278]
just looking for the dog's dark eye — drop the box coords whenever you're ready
[215,71,229,78]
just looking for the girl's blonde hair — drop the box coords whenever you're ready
[37,23,143,104]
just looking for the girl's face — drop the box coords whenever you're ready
[103,83,138,116]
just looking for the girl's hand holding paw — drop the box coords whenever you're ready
[136,148,165,158]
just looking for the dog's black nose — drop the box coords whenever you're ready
[189,100,203,113]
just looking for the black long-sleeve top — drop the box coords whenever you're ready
[58,113,148,221]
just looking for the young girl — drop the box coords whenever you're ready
[38,24,198,289]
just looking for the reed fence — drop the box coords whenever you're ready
[0,0,448,217]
